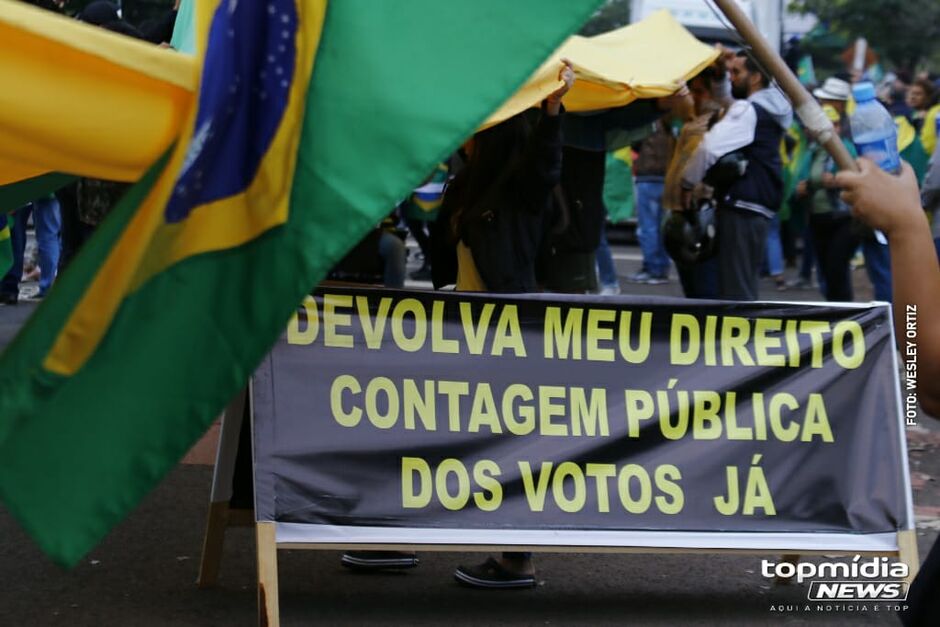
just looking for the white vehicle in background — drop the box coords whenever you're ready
[630,0,782,54]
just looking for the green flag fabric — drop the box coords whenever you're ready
[0,172,75,214]
[604,147,636,223]
[0,0,603,567]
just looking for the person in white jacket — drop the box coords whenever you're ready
[680,49,793,300]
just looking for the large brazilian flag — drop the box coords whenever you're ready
[0,0,604,566]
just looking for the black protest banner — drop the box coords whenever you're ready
[252,287,912,550]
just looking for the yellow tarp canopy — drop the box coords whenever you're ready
[483,10,719,129]
[0,0,196,186]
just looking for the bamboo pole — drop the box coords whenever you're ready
[711,0,860,173]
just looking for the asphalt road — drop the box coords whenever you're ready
[1,242,938,626]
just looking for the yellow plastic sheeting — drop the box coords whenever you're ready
[483,10,718,129]
[0,0,196,185]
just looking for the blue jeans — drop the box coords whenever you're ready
[595,222,618,287]
[765,214,784,276]
[1,198,61,296]
[635,180,669,277]
[862,238,891,302]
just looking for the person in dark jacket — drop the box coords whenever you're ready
[439,60,573,294]
[346,61,573,588]
[451,60,572,589]
[794,106,859,301]
[681,49,793,300]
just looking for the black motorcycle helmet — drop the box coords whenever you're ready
[662,200,717,265]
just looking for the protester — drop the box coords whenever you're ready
[350,61,573,586]
[628,118,675,285]
[812,76,851,119]
[542,85,691,296]
[663,68,723,299]
[835,157,940,627]
[796,106,859,301]
[836,158,939,410]
[540,145,606,294]
[448,61,572,587]
[441,61,572,296]
[0,196,61,304]
[905,77,936,133]
[681,49,793,300]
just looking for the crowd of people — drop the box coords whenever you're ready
[335,49,940,316]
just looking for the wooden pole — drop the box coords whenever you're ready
[711,0,859,173]
[257,522,280,627]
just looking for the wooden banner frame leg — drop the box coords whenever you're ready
[197,388,249,588]
[197,501,231,588]
[897,529,920,586]
[257,522,280,627]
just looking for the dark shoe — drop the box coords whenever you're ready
[454,557,536,589]
[340,550,418,571]
[644,274,669,285]
[0,292,17,306]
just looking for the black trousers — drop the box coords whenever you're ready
[717,206,770,301]
[810,213,859,302]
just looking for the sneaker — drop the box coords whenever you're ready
[598,283,621,296]
[626,270,653,284]
[644,274,668,285]
[785,277,816,290]
[454,557,536,589]
[340,550,419,571]
[0,292,17,306]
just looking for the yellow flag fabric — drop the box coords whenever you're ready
[0,0,196,186]
[44,0,326,377]
[483,10,718,129]
[920,104,940,157]
[897,115,917,153]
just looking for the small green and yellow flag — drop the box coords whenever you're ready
[0,0,603,566]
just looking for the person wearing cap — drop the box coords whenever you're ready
[793,105,859,301]
[813,77,851,117]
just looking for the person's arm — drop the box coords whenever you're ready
[544,59,574,117]
[835,159,940,417]
[517,61,573,195]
